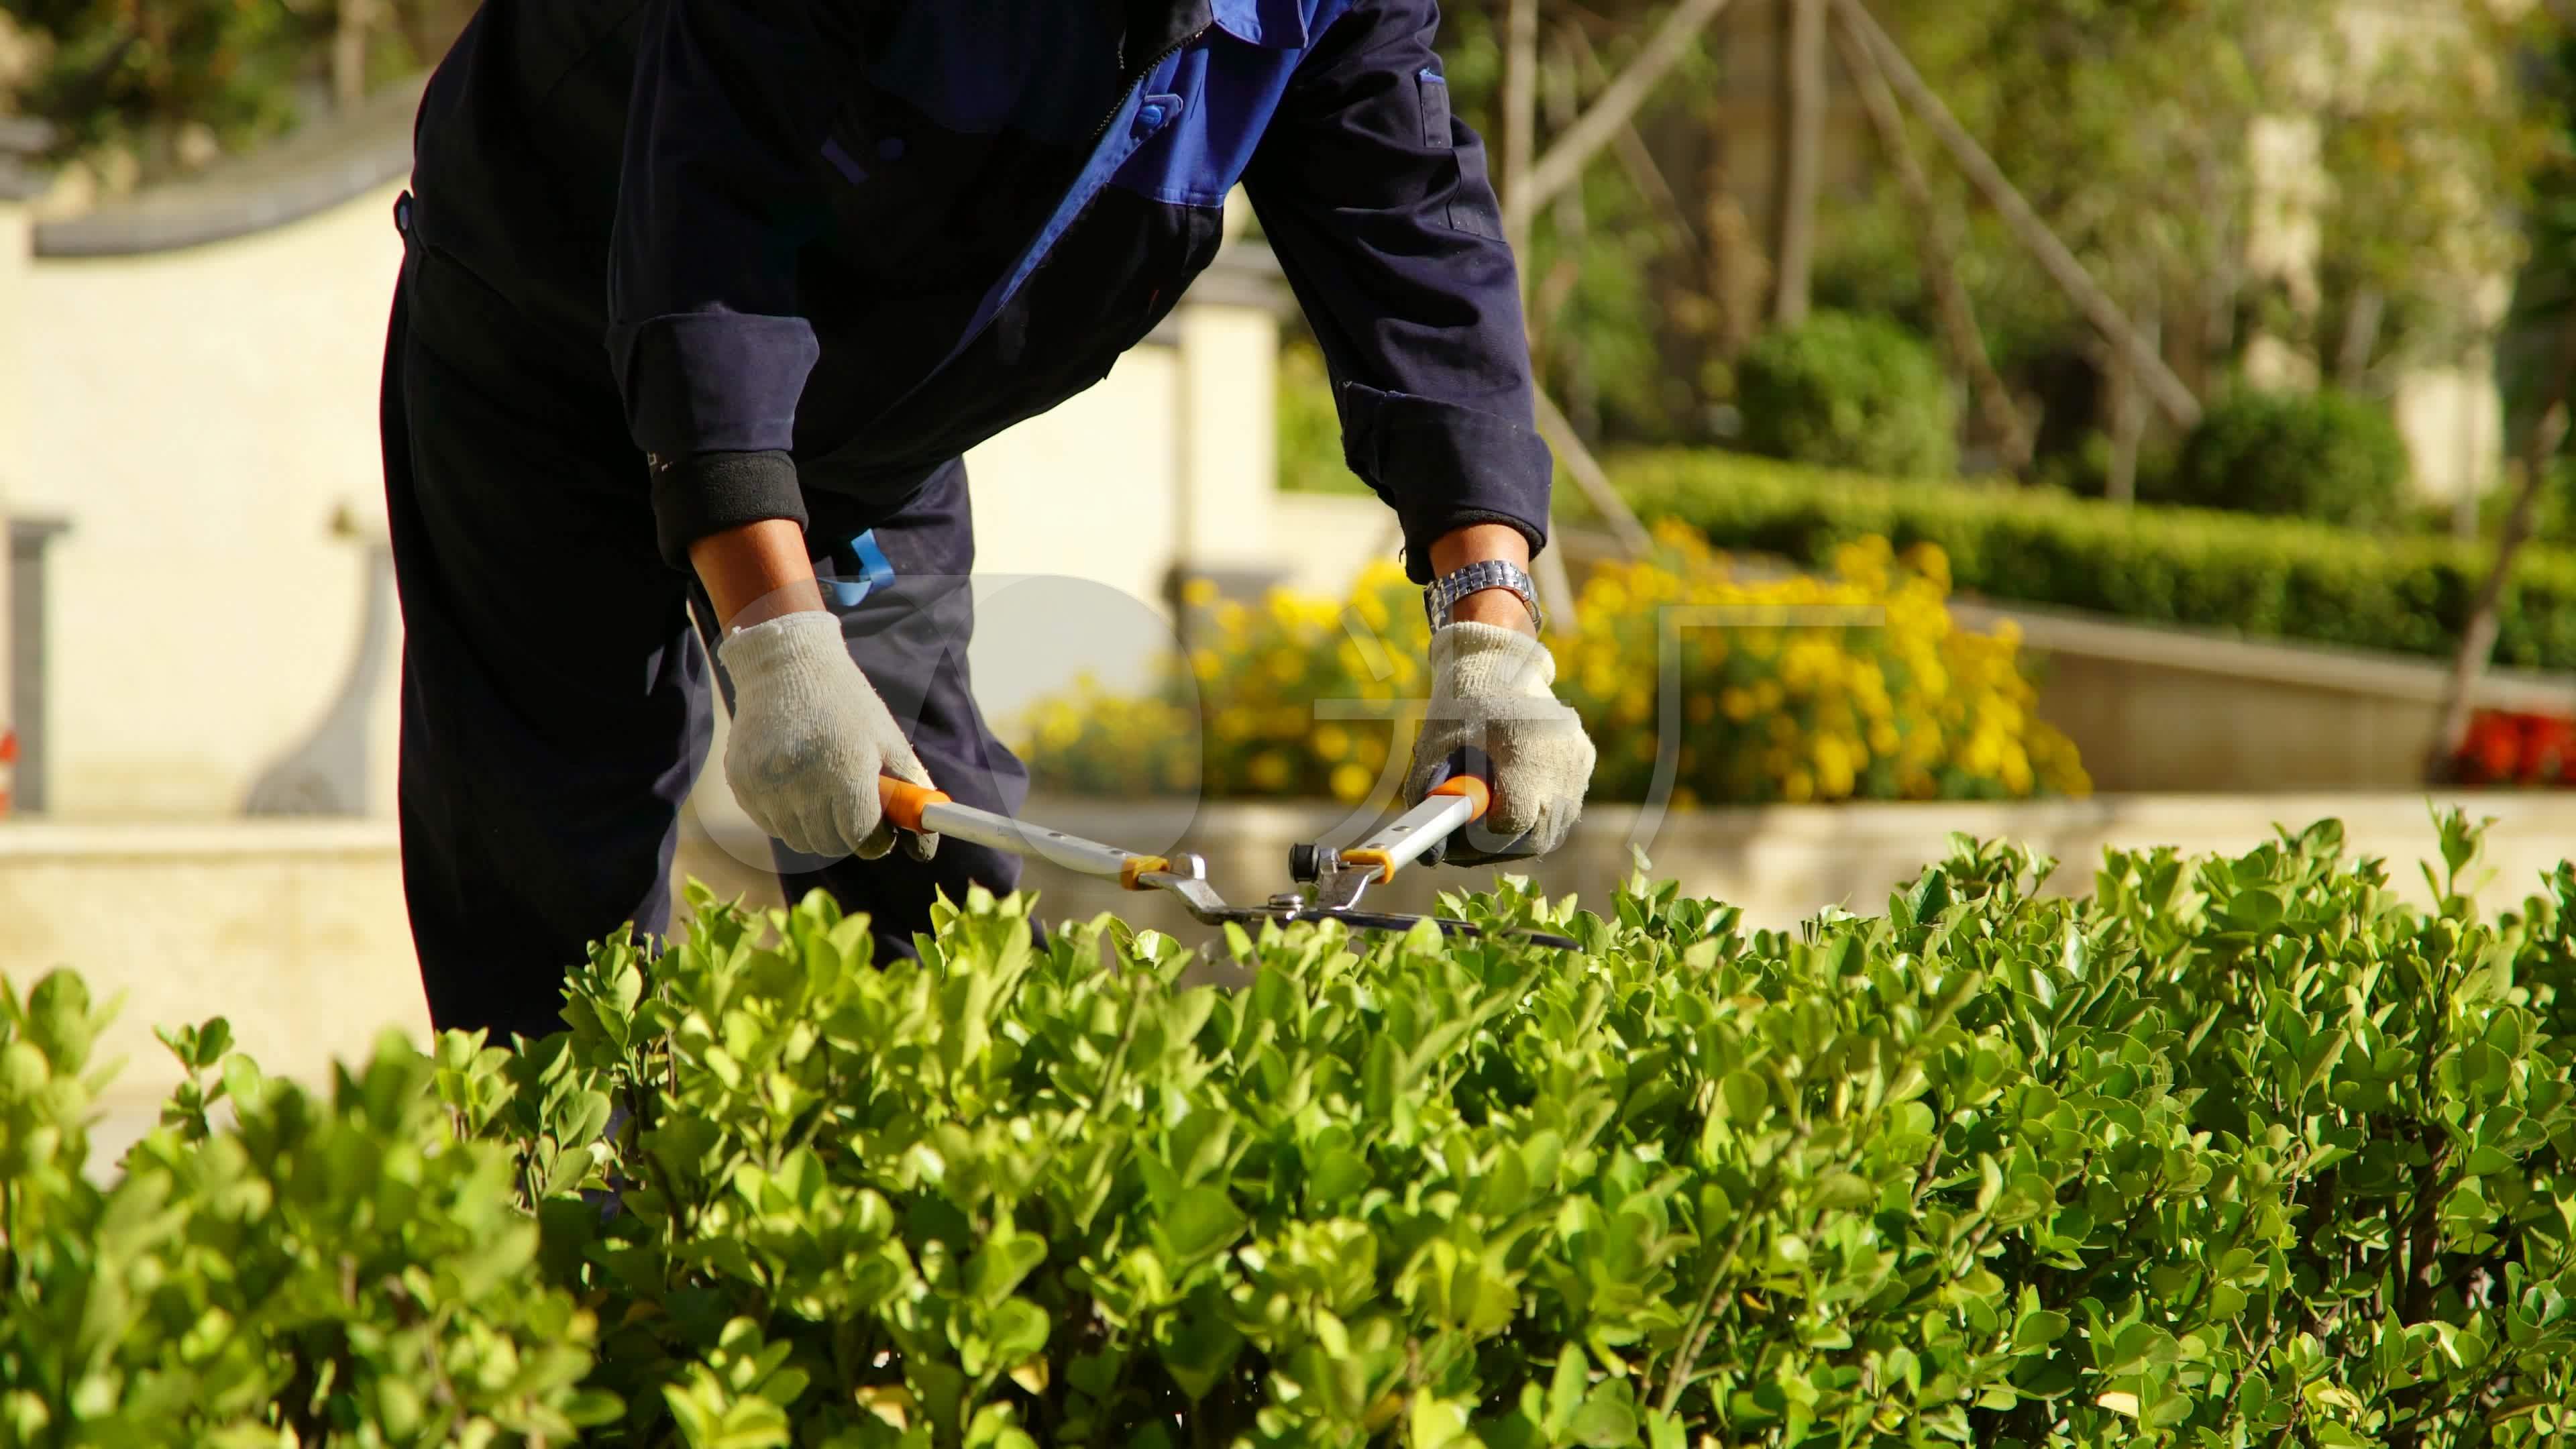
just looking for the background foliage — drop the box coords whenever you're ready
[0,973,616,1444]
[2153,386,2414,530]
[1617,448,2576,669]
[1427,0,2558,478]
[0,0,472,178]
[1732,311,1960,479]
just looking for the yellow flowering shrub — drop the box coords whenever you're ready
[1010,523,2088,806]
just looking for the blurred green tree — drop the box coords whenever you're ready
[2,0,315,169]
[1823,0,2559,455]
[0,0,471,184]
[1412,1,2556,466]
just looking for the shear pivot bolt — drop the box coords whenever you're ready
[1289,844,1338,882]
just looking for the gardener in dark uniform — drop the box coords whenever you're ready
[386,0,1599,1042]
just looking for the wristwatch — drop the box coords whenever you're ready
[1424,559,1545,633]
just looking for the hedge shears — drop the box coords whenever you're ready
[875,769,1577,950]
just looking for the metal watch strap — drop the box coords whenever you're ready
[1423,559,1544,633]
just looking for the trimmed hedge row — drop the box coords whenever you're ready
[1609,449,2576,671]
[11,812,2576,1446]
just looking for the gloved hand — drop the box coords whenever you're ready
[1403,621,1597,865]
[716,610,938,862]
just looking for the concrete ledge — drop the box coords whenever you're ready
[1952,597,2576,713]
[1923,600,2576,792]
[0,821,424,1157]
[0,820,400,858]
[677,790,2576,950]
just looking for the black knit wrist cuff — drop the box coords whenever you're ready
[650,450,809,570]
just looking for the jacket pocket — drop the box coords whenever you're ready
[1417,68,1453,148]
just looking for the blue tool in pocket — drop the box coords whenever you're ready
[822,530,899,610]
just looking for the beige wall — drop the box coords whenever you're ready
[1,182,1291,822]
[2396,363,2508,507]
[1271,490,1402,599]
[13,183,409,820]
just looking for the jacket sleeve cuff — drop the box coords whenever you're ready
[651,450,809,569]
[1337,382,1554,582]
[610,311,820,455]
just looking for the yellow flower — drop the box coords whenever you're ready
[2000,746,2034,794]
[1000,523,2085,804]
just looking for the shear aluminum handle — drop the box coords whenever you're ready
[1286,757,1496,914]
[877,777,1175,890]
[876,775,1576,950]
[1339,773,1491,882]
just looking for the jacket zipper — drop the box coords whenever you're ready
[1084,25,1209,152]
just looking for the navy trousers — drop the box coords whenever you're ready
[381,201,1031,1046]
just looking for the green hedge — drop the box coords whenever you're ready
[1614,449,2576,670]
[2157,387,2410,529]
[1733,311,1959,479]
[12,814,2576,1445]
[0,988,614,1444]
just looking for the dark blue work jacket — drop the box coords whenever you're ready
[407,0,1550,579]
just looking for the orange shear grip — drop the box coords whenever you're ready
[1426,773,1492,822]
[876,776,952,834]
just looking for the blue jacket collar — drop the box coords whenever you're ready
[1210,0,1313,48]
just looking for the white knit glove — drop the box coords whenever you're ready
[716,610,938,862]
[1403,622,1597,865]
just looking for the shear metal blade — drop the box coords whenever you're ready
[1263,904,1578,951]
